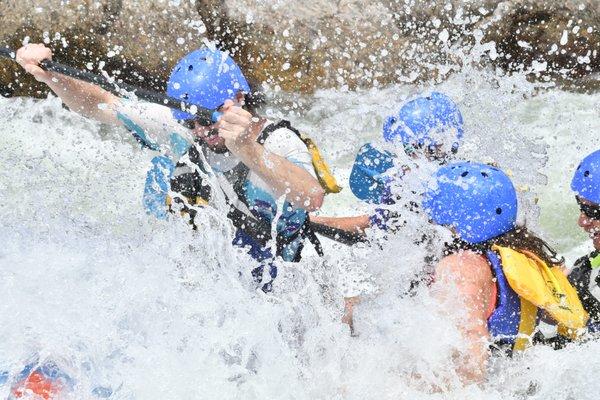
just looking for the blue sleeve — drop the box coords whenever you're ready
[369,208,401,231]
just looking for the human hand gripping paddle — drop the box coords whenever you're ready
[0,45,221,126]
[1,45,367,247]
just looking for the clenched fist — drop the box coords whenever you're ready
[217,99,260,146]
[15,43,54,83]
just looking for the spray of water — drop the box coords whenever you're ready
[1,59,599,399]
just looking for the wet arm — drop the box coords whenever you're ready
[16,43,119,125]
[310,214,370,234]
[229,140,325,211]
[45,74,119,124]
[217,102,324,211]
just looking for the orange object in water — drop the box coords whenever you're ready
[11,371,62,400]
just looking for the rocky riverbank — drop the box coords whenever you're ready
[1,0,598,97]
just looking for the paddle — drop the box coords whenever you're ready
[309,221,367,245]
[0,46,221,125]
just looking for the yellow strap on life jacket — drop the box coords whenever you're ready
[166,194,208,207]
[492,245,588,338]
[298,134,342,194]
[513,298,538,351]
[165,194,209,216]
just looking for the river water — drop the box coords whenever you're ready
[0,64,599,399]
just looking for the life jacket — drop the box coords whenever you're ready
[9,359,75,400]
[7,357,112,400]
[162,120,339,261]
[568,250,600,332]
[486,245,588,352]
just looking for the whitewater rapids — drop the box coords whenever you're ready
[0,68,599,399]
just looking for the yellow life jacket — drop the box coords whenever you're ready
[492,245,588,350]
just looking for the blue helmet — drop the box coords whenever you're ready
[382,92,464,154]
[571,149,600,204]
[349,143,396,204]
[422,162,517,244]
[166,48,251,120]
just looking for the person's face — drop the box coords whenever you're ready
[186,93,246,154]
[576,197,600,251]
[406,143,448,163]
[423,144,448,163]
[192,122,228,153]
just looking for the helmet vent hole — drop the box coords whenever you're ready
[584,170,590,177]
[188,65,194,71]
[176,67,181,72]
[461,171,469,177]
[183,93,189,100]
[481,172,488,178]
[496,208,502,215]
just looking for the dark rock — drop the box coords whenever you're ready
[1,0,598,98]
[484,0,600,86]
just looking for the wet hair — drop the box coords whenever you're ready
[444,225,564,268]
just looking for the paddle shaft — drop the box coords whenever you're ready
[309,221,367,245]
[0,46,220,125]
[228,206,366,248]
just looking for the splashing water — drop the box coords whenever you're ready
[1,67,599,400]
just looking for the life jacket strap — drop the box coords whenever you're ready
[275,217,324,260]
[513,298,537,352]
[167,192,273,247]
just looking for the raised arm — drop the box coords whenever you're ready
[231,138,325,211]
[218,100,325,211]
[15,43,119,125]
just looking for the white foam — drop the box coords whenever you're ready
[0,73,599,398]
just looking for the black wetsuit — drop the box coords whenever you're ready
[568,250,600,328]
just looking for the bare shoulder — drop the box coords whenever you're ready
[437,250,489,269]
[436,250,493,283]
